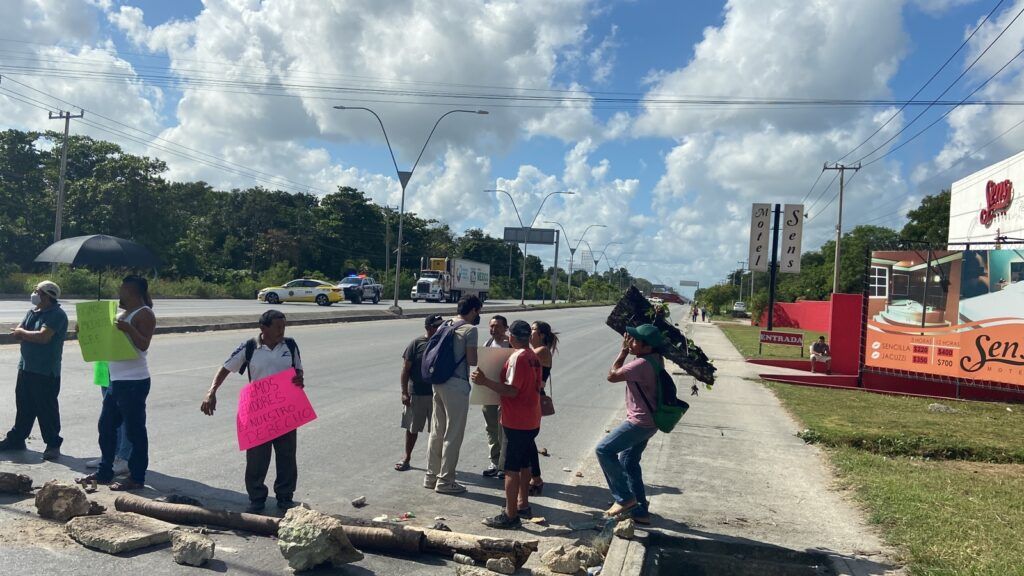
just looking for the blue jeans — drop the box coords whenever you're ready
[98,379,150,483]
[100,386,132,461]
[596,421,658,516]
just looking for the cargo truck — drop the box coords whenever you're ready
[411,257,490,303]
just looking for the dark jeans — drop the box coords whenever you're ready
[98,379,150,483]
[245,430,297,503]
[596,420,658,516]
[6,369,63,447]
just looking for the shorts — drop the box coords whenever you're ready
[811,353,831,362]
[401,394,432,433]
[502,427,539,472]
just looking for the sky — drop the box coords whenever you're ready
[4,0,1024,295]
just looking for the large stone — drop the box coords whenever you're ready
[541,544,582,575]
[35,481,91,521]
[65,512,176,554]
[277,506,364,571]
[455,566,493,576]
[171,530,215,566]
[486,557,517,574]
[575,545,604,568]
[613,519,635,540]
[0,472,33,494]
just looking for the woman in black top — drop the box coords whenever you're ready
[529,321,559,495]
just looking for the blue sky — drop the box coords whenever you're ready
[4,0,1024,293]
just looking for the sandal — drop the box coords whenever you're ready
[528,481,544,496]
[74,473,110,487]
[394,461,411,472]
[605,500,638,518]
[109,479,145,491]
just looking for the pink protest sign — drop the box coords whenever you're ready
[236,368,317,451]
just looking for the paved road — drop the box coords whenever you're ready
[0,305,629,575]
[0,298,547,325]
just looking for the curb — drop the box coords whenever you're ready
[602,530,648,576]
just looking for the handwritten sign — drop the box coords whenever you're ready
[236,368,317,451]
[75,301,138,362]
[93,361,109,386]
[470,347,514,405]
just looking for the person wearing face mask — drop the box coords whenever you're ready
[424,295,481,495]
[481,315,511,479]
[0,281,68,461]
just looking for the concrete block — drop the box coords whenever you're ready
[65,512,176,554]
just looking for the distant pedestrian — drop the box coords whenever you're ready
[424,295,481,495]
[395,314,445,472]
[482,315,511,479]
[597,324,665,525]
[0,281,68,461]
[77,276,156,491]
[701,307,707,322]
[472,320,543,529]
[691,306,699,322]
[527,320,559,495]
[201,309,304,512]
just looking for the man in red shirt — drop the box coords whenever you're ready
[471,320,542,529]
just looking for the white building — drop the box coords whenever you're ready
[949,149,1024,247]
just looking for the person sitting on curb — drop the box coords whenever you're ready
[810,336,832,374]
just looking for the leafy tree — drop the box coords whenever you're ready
[900,189,950,245]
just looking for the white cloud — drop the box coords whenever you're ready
[588,24,619,84]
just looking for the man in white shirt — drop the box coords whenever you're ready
[482,315,511,479]
[201,310,305,513]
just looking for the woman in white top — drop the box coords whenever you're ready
[77,276,156,491]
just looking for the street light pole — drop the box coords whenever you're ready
[487,189,573,305]
[335,106,487,313]
[737,260,747,301]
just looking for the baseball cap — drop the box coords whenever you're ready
[35,280,61,300]
[626,324,666,349]
[509,320,532,339]
[424,314,445,328]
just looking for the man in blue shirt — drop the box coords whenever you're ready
[0,281,69,461]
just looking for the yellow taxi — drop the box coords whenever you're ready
[257,279,343,306]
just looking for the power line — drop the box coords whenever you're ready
[800,166,826,205]
[805,170,840,218]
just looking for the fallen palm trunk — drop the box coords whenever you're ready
[116,495,533,566]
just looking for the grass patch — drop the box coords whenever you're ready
[767,382,1024,575]
[767,383,1024,463]
[718,324,825,360]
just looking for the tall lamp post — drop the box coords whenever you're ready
[486,189,574,305]
[737,260,747,301]
[335,105,487,313]
[608,250,633,291]
[554,223,606,302]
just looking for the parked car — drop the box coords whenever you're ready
[258,279,342,306]
[339,275,382,304]
[732,301,748,317]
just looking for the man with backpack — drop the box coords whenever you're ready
[201,310,304,513]
[395,314,444,472]
[423,296,481,495]
[597,324,667,525]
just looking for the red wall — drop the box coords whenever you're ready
[827,294,862,376]
[758,300,831,332]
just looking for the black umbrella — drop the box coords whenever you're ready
[34,234,161,298]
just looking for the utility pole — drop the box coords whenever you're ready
[823,162,860,294]
[49,109,84,273]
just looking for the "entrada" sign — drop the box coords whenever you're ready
[980,179,1013,227]
[759,331,804,347]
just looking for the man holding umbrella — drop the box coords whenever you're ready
[0,281,68,461]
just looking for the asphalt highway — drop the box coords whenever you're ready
[0,305,633,575]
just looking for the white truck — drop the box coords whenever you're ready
[411,257,490,303]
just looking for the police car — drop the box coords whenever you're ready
[257,279,343,306]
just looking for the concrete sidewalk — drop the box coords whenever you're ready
[599,319,905,575]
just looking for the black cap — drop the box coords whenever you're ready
[509,320,531,339]
[425,314,445,328]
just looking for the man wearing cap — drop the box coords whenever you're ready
[597,323,665,524]
[395,314,443,472]
[0,281,69,460]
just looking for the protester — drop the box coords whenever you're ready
[810,336,832,374]
[472,320,543,529]
[201,309,304,512]
[86,375,132,475]
[0,281,68,461]
[424,295,481,495]
[396,314,444,472]
[527,321,559,495]
[597,324,665,524]
[482,315,511,479]
[77,276,156,491]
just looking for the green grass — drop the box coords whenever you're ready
[766,382,1024,575]
[718,324,825,360]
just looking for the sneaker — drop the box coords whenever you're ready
[112,458,129,475]
[482,511,521,529]
[496,470,505,480]
[0,438,26,451]
[517,506,533,518]
[277,498,298,510]
[482,463,499,477]
[85,458,101,469]
[42,445,61,461]
[246,500,266,513]
[435,482,467,495]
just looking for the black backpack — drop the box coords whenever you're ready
[420,320,467,384]
[238,337,299,381]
